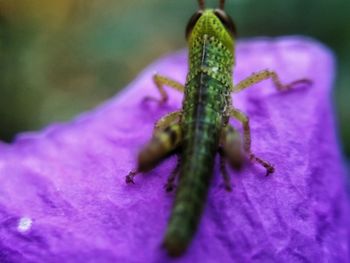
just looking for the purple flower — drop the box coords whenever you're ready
[0,37,349,263]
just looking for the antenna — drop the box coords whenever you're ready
[219,0,225,10]
[198,0,205,10]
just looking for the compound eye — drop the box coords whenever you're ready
[214,9,237,37]
[185,11,203,39]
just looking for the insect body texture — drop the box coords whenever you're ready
[126,0,312,257]
[162,11,235,256]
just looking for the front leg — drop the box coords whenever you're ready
[144,74,185,105]
[233,69,312,93]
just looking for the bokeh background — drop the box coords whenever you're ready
[0,0,349,158]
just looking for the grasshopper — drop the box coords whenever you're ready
[126,0,311,257]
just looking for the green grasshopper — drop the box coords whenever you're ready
[126,0,311,257]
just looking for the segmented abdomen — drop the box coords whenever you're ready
[163,73,228,256]
[163,34,234,256]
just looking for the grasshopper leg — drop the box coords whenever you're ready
[126,170,138,184]
[218,149,233,192]
[229,108,274,176]
[232,69,312,93]
[126,123,182,184]
[164,155,181,192]
[219,125,246,191]
[154,111,182,133]
[144,74,185,105]
[220,125,245,170]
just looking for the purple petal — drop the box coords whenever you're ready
[0,37,349,263]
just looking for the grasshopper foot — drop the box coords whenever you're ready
[265,165,275,176]
[142,96,167,106]
[281,78,313,91]
[125,170,138,184]
[249,154,275,176]
[224,184,233,192]
[164,182,176,192]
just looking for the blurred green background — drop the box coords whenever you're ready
[0,0,349,157]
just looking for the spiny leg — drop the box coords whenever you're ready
[229,108,274,176]
[218,148,232,192]
[126,123,182,184]
[144,74,185,105]
[164,154,181,192]
[154,111,182,133]
[233,69,312,93]
[126,114,181,183]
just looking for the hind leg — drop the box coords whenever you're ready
[219,125,247,191]
[126,123,182,184]
[154,111,181,133]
